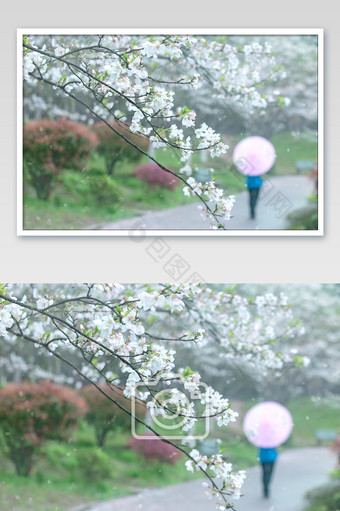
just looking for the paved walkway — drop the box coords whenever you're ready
[94,176,314,231]
[73,448,335,511]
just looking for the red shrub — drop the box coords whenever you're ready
[93,121,149,175]
[23,118,99,200]
[128,433,181,465]
[133,162,179,190]
[0,381,87,476]
[81,384,146,447]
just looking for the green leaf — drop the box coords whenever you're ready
[294,355,304,368]
[183,366,195,377]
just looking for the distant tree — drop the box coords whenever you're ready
[81,383,146,447]
[23,118,98,200]
[0,381,87,476]
[93,121,149,175]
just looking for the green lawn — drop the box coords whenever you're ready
[0,422,202,511]
[270,132,318,175]
[287,397,340,447]
[23,131,317,230]
[23,152,198,230]
[0,396,337,510]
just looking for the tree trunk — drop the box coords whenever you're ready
[35,174,52,201]
[107,162,115,176]
[8,444,35,476]
[96,428,109,448]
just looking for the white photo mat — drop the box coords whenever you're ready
[17,28,324,237]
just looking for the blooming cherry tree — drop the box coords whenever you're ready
[22,33,286,229]
[0,283,304,509]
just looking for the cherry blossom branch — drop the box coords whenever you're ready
[4,315,234,509]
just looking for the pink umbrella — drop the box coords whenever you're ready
[243,401,293,448]
[233,136,276,176]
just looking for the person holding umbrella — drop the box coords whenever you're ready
[233,136,276,220]
[258,446,278,498]
[243,401,293,499]
[246,174,263,219]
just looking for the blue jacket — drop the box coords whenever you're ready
[259,448,278,463]
[247,175,263,189]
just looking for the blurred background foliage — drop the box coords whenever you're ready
[0,284,339,510]
[22,34,318,230]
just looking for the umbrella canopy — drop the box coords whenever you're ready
[233,136,276,176]
[243,401,293,448]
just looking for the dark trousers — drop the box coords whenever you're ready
[261,461,275,497]
[248,187,261,219]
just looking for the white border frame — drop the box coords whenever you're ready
[17,28,324,237]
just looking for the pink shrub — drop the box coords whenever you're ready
[0,381,87,476]
[133,162,180,190]
[23,118,99,200]
[128,432,181,465]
